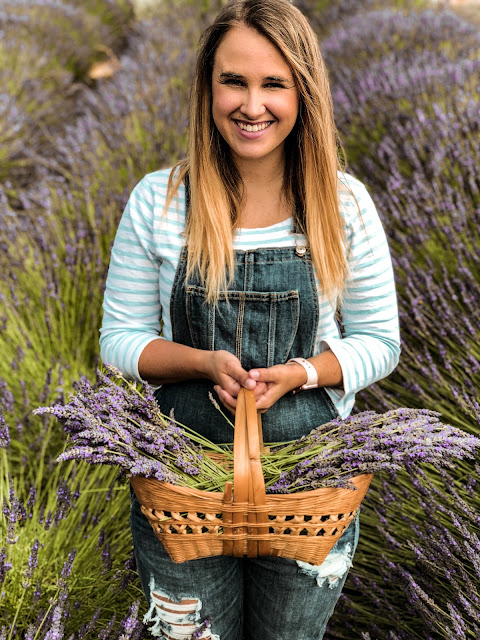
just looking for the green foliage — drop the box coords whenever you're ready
[0,414,141,637]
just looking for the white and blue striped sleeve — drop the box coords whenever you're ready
[323,179,401,408]
[99,176,163,380]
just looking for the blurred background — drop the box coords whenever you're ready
[0,0,479,638]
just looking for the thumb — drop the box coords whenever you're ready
[247,368,268,382]
[226,359,256,389]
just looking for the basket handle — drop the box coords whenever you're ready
[232,389,270,557]
[232,389,249,556]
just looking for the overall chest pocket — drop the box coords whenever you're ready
[186,286,300,369]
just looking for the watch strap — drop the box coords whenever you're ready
[286,357,319,392]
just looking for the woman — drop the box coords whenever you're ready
[100,1,400,638]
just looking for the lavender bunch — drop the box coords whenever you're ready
[265,409,480,494]
[34,366,229,489]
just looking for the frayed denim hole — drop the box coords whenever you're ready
[143,577,221,639]
[296,542,354,589]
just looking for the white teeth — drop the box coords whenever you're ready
[237,121,271,132]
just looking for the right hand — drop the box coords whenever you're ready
[205,350,266,413]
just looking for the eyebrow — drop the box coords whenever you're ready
[218,72,291,83]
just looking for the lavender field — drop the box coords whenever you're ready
[1,0,479,638]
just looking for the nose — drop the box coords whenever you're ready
[239,89,267,120]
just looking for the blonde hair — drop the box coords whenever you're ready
[166,0,347,303]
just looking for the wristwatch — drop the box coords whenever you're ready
[286,357,319,393]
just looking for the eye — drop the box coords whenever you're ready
[220,78,245,87]
[264,82,286,89]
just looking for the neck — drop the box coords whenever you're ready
[233,150,285,192]
[233,152,294,228]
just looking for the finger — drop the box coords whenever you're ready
[243,377,257,390]
[214,385,238,403]
[225,358,253,386]
[254,387,283,412]
[218,378,241,398]
[215,387,237,414]
[252,381,268,400]
[227,370,255,391]
[225,360,259,390]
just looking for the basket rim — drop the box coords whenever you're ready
[130,472,374,500]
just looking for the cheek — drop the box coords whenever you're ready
[288,93,300,123]
[212,101,229,136]
[212,87,237,119]
[267,91,299,121]
[273,97,299,126]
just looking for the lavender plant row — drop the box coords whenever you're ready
[0,3,196,424]
[324,9,480,434]
[0,1,204,635]
[327,461,480,640]
[1,401,147,638]
[0,0,135,200]
[321,6,480,640]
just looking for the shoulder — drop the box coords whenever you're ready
[337,170,367,193]
[337,170,379,224]
[136,167,186,201]
[128,167,187,226]
[337,170,372,208]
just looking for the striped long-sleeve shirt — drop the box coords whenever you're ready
[100,168,400,418]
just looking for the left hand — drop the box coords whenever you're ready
[214,362,307,413]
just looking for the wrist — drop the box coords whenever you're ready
[199,349,217,381]
[286,357,319,393]
[284,361,308,392]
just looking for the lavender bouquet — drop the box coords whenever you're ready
[33,366,231,491]
[35,367,480,495]
[263,410,480,493]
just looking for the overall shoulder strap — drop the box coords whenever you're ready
[183,171,191,221]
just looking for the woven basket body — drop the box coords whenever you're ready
[131,389,373,564]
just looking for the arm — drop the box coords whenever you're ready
[215,177,400,414]
[100,174,257,398]
[99,175,163,379]
[319,177,401,414]
[138,339,257,396]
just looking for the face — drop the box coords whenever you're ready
[211,24,299,167]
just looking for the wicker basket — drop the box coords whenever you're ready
[131,388,372,564]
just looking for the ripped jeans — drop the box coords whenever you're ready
[130,491,360,640]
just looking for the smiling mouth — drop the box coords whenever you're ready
[235,120,273,132]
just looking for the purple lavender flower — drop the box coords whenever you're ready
[118,600,142,639]
[35,367,215,487]
[0,547,12,585]
[102,543,112,573]
[57,548,76,592]
[268,409,479,493]
[0,406,9,448]
[22,539,41,588]
[98,614,117,640]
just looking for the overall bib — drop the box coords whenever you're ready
[130,222,359,640]
[154,243,338,443]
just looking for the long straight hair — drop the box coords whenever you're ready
[166,0,348,303]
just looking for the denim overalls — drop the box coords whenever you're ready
[130,203,359,640]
